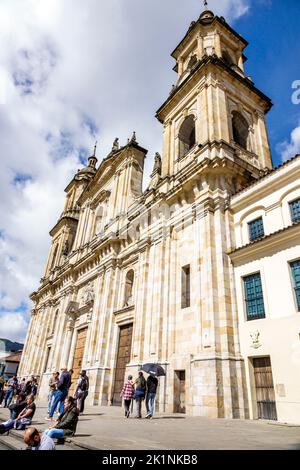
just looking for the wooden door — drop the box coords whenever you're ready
[112,324,133,406]
[70,328,87,395]
[253,357,277,421]
[174,370,186,413]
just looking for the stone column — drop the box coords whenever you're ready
[162,120,172,177]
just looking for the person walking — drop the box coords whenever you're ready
[145,374,158,419]
[120,375,135,418]
[134,371,146,419]
[47,372,59,417]
[31,378,38,397]
[74,370,89,415]
[46,367,71,421]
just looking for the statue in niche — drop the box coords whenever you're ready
[62,240,70,257]
[153,152,162,175]
[82,282,95,306]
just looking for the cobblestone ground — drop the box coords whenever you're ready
[0,402,300,450]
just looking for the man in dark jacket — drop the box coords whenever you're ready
[145,374,158,419]
[44,396,79,441]
[46,368,71,421]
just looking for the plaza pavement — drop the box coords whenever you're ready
[0,402,300,450]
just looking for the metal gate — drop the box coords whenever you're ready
[253,357,277,421]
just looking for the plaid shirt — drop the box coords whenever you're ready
[120,381,135,400]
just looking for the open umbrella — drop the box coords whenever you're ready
[141,363,166,377]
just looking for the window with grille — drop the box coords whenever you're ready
[290,260,300,311]
[243,273,265,320]
[289,198,300,224]
[181,265,191,309]
[248,217,265,242]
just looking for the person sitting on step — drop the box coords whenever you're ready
[44,396,79,443]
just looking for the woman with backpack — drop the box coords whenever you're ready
[133,371,146,419]
[74,370,89,414]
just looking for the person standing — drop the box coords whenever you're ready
[145,374,158,419]
[46,367,71,421]
[4,376,18,408]
[31,378,38,397]
[74,370,89,415]
[120,375,135,418]
[134,371,146,419]
[47,372,59,417]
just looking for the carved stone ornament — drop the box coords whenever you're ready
[250,330,262,349]
[81,282,95,306]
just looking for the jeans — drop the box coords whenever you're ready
[47,390,55,414]
[124,399,132,417]
[3,417,32,431]
[49,390,67,418]
[146,393,156,417]
[134,397,144,418]
[76,390,88,414]
[4,389,14,407]
[45,428,64,439]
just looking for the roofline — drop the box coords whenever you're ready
[229,220,300,257]
[171,15,248,59]
[231,154,300,200]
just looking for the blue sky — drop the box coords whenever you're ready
[0,0,299,342]
[236,0,300,164]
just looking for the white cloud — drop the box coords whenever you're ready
[0,313,28,343]
[278,123,300,162]
[0,0,251,340]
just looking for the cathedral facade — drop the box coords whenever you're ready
[19,8,300,422]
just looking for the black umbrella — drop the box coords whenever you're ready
[141,363,166,377]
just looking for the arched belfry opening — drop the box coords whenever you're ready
[232,111,249,150]
[222,50,235,67]
[178,115,196,158]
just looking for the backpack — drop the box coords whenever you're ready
[79,377,88,392]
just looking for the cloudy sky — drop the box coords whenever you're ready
[0,0,299,343]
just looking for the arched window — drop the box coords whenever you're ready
[50,245,58,271]
[124,270,134,307]
[178,115,196,158]
[232,111,249,150]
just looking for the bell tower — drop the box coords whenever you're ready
[156,4,273,182]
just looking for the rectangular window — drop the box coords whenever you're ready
[290,260,300,311]
[289,198,300,224]
[248,217,265,242]
[181,265,191,309]
[243,273,265,321]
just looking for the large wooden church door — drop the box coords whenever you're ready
[70,328,87,395]
[112,324,133,406]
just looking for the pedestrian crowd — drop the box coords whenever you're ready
[0,367,160,450]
